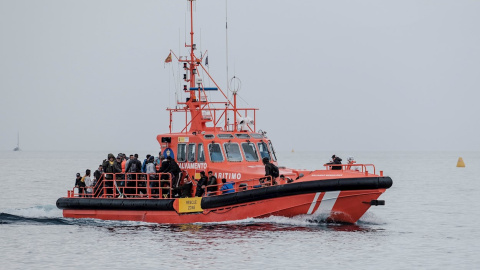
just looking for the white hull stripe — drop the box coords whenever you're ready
[313,190,341,216]
[307,192,321,214]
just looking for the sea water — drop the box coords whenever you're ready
[1,151,479,269]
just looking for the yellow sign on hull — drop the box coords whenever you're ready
[178,197,203,213]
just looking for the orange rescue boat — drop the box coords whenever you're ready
[56,0,393,224]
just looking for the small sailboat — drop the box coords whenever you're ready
[13,132,20,151]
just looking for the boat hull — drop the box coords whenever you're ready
[58,177,392,224]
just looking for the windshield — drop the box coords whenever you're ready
[208,143,224,162]
[242,142,259,161]
[177,143,186,162]
[267,141,277,162]
[224,143,243,162]
[197,143,205,162]
[187,143,196,162]
[257,142,270,160]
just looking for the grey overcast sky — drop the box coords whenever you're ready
[0,0,479,152]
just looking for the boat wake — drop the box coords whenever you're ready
[1,205,384,232]
[0,205,66,225]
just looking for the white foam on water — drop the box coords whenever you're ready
[2,205,63,218]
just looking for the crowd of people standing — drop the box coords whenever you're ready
[74,152,300,198]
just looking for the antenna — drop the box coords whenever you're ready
[225,0,230,99]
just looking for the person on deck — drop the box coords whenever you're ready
[195,171,208,197]
[154,151,162,171]
[262,157,279,185]
[328,155,343,170]
[220,178,235,194]
[75,172,85,197]
[166,156,181,188]
[142,154,151,173]
[121,154,126,173]
[93,165,103,186]
[206,171,218,196]
[280,174,294,184]
[179,176,193,198]
[84,169,93,197]
[102,153,121,196]
[157,156,170,196]
[125,154,142,196]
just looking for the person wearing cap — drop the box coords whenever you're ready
[75,172,86,197]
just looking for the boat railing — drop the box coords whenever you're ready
[68,174,288,199]
[323,163,378,175]
[168,105,259,133]
[68,173,173,199]
[204,176,275,197]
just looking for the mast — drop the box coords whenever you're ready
[167,0,258,134]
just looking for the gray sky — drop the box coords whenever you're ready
[1,0,479,152]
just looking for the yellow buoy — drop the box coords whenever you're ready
[457,157,465,167]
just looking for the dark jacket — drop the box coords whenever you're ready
[126,158,142,173]
[158,159,170,173]
[195,176,208,197]
[94,170,103,181]
[265,163,279,178]
[329,157,342,170]
[207,176,218,192]
[180,182,193,198]
[167,159,181,176]
[75,176,85,188]
[103,160,121,179]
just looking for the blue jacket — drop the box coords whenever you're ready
[220,182,234,194]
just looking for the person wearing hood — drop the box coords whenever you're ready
[102,153,122,196]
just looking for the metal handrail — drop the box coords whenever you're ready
[69,173,173,199]
[323,163,376,175]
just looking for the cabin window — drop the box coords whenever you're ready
[197,143,205,162]
[204,134,215,139]
[208,143,224,162]
[242,142,259,161]
[218,134,234,139]
[235,133,250,139]
[251,133,263,139]
[177,143,187,162]
[257,142,270,161]
[224,143,243,162]
[268,141,277,162]
[187,143,196,162]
